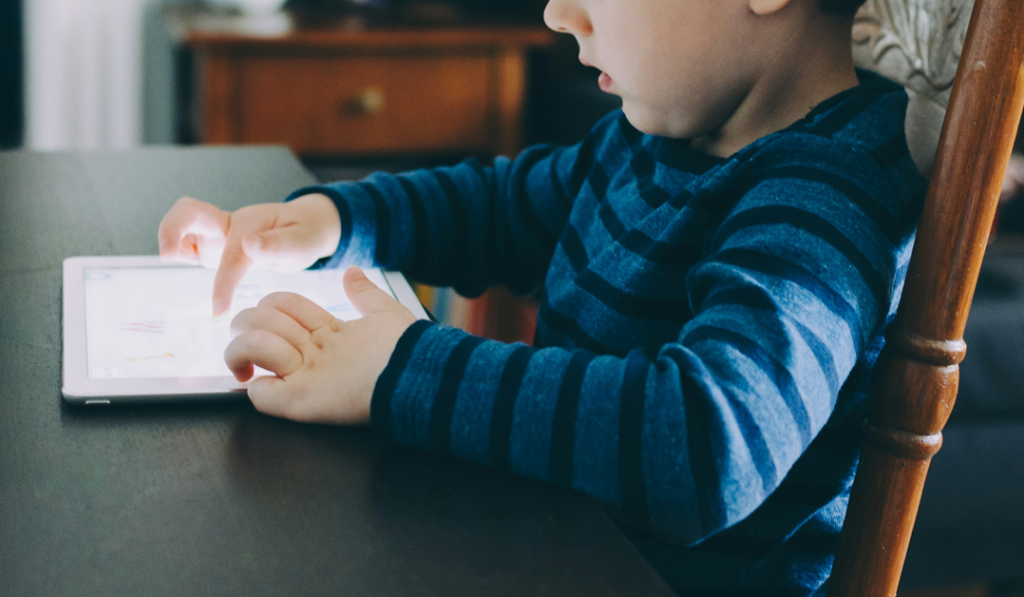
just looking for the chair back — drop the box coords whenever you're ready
[830,0,1024,594]
[852,0,975,177]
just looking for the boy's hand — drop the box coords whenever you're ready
[157,194,342,315]
[224,267,418,425]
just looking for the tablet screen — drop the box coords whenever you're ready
[83,266,394,380]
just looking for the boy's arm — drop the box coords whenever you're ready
[370,150,916,545]
[287,116,612,297]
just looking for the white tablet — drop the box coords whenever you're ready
[62,256,430,405]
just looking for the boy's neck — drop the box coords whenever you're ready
[689,17,861,158]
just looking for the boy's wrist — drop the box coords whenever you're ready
[286,184,377,270]
[288,193,343,259]
[369,319,439,439]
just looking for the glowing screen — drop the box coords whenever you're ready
[83,266,394,379]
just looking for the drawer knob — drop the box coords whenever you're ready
[348,88,386,116]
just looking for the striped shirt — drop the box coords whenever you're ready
[288,70,924,594]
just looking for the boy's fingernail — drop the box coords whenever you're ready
[213,300,224,315]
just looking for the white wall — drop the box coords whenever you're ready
[25,0,146,150]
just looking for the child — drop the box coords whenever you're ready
[158,0,923,592]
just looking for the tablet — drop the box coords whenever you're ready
[62,256,430,405]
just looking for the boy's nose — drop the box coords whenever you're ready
[543,0,593,36]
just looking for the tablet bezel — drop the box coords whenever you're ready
[62,256,430,405]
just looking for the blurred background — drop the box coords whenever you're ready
[1,1,1023,594]
[4,0,619,152]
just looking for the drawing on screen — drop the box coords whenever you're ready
[125,352,176,363]
[85,266,392,379]
[119,321,168,334]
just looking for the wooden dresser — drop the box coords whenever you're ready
[166,6,554,158]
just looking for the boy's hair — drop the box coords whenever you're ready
[820,0,868,15]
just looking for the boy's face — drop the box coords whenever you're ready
[544,0,767,140]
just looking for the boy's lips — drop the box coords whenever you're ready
[579,56,614,93]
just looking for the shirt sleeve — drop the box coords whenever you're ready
[368,147,915,546]
[284,117,612,297]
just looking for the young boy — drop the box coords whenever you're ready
[158,0,923,592]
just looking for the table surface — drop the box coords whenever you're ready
[0,147,673,597]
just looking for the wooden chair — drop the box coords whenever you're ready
[829,0,1024,594]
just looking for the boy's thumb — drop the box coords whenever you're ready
[343,266,397,316]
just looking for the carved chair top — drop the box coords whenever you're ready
[852,0,974,175]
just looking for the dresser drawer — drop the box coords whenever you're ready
[236,53,493,155]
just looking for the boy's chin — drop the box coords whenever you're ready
[621,103,691,140]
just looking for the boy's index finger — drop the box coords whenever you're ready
[258,292,337,333]
[213,215,253,316]
[212,253,251,316]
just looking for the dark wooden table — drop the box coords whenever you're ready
[0,147,673,597]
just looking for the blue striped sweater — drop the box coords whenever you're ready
[287,70,924,594]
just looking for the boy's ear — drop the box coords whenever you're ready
[749,0,795,15]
